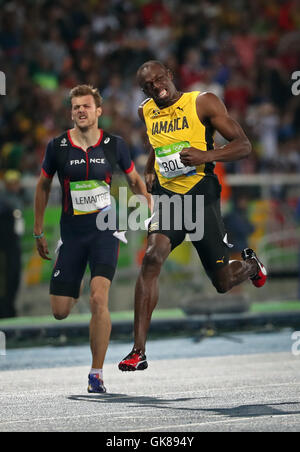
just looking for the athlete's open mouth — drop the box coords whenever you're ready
[158,89,168,99]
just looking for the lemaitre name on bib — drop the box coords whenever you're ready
[70,180,111,215]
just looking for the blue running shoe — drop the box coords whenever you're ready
[87,374,106,394]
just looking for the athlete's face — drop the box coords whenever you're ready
[71,95,102,131]
[139,65,178,107]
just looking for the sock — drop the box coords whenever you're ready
[89,368,103,380]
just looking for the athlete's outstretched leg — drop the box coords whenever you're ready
[119,234,171,371]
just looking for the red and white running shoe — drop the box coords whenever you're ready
[241,248,267,288]
[118,350,148,372]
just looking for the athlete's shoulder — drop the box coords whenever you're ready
[139,97,152,109]
[51,131,69,147]
[138,97,155,121]
[196,92,227,119]
[103,131,123,144]
[196,91,223,105]
[102,132,129,156]
[43,134,68,175]
[196,91,214,98]
[105,133,132,173]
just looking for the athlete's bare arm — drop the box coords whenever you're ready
[180,92,251,167]
[138,105,156,193]
[34,173,52,260]
[126,167,152,210]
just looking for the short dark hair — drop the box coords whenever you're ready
[69,84,102,108]
[137,60,169,81]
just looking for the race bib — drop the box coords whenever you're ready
[155,141,196,179]
[70,180,111,215]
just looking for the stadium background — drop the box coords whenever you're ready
[0,0,299,319]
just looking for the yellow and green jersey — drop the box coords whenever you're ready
[143,91,215,194]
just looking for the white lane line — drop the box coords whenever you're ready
[1,380,300,400]
[2,409,299,430]
[0,410,153,427]
[0,397,299,428]
[128,413,300,432]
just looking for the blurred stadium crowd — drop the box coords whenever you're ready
[1,0,300,178]
[1,0,300,318]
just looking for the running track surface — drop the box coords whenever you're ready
[0,331,299,432]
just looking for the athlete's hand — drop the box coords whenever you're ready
[144,172,156,193]
[36,236,52,261]
[180,147,210,166]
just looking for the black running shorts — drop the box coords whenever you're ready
[50,214,119,299]
[148,176,230,278]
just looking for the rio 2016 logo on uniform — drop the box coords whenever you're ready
[291,71,300,96]
[0,71,6,95]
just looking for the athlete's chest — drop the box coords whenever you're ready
[145,97,198,142]
[149,112,190,136]
[63,146,111,181]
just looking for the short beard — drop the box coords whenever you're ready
[76,118,97,133]
[77,125,89,133]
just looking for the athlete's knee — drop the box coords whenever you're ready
[213,280,231,294]
[90,292,109,316]
[51,296,74,320]
[212,267,232,294]
[52,308,71,320]
[143,246,166,270]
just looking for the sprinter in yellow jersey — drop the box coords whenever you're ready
[119,61,267,372]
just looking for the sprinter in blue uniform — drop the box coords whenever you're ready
[34,85,150,393]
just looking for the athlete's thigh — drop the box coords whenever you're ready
[148,194,186,251]
[50,234,88,299]
[88,229,119,282]
[192,198,230,279]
